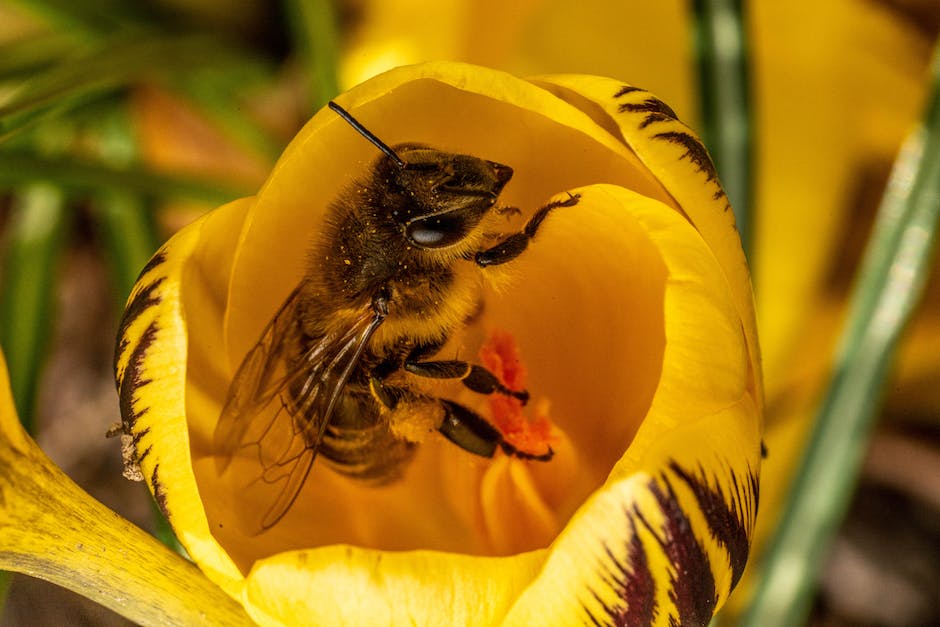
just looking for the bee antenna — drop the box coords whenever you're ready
[328,101,405,168]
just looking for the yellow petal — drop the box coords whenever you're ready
[242,547,545,626]
[114,196,254,592]
[500,185,759,625]
[0,352,253,625]
[528,74,762,411]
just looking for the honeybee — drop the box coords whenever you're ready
[214,101,579,531]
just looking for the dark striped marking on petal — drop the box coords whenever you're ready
[583,471,723,626]
[650,131,718,185]
[613,85,645,98]
[651,130,729,207]
[138,247,169,278]
[150,462,170,520]
[642,475,718,627]
[614,86,679,129]
[113,249,167,380]
[114,319,158,476]
[113,276,164,374]
[130,425,151,450]
[617,97,679,130]
[137,444,153,469]
[113,249,168,478]
[611,86,729,208]
[129,426,152,468]
[117,320,159,435]
[585,516,658,627]
[669,461,759,590]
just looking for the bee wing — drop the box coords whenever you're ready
[213,287,385,533]
[214,287,307,468]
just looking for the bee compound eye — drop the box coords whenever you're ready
[405,214,472,249]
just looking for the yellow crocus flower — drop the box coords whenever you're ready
[114,62,762,626]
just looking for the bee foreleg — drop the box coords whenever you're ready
[404,358,528,404]
[475,192,580,267]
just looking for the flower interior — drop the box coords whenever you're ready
[179,78,675,573]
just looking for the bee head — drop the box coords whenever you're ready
[328,101,513,251]
[386,145,513,249]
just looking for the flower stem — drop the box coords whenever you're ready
[741,40,940,627]
[690,0,752,258]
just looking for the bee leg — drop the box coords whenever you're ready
[475,192,580,267]
[371,382,552,462]
[369,382,503,458]
[369,375,404,411]
[439,399,552,461]
[404,357,529,404]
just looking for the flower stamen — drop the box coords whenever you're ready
[479,329,557,458]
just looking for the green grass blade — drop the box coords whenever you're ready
[0,32,270,141]
[87,108,158,305]
[741,41,940,627]
[0,183,69,430]
[0,32,78,79]
[11,0,161,38]
[0,150,251,204]
[284,0,340,112]
[691,0,753,257]
[94,189,158,302]
[175,70,285,164]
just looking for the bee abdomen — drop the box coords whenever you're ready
[320,391,415,482]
